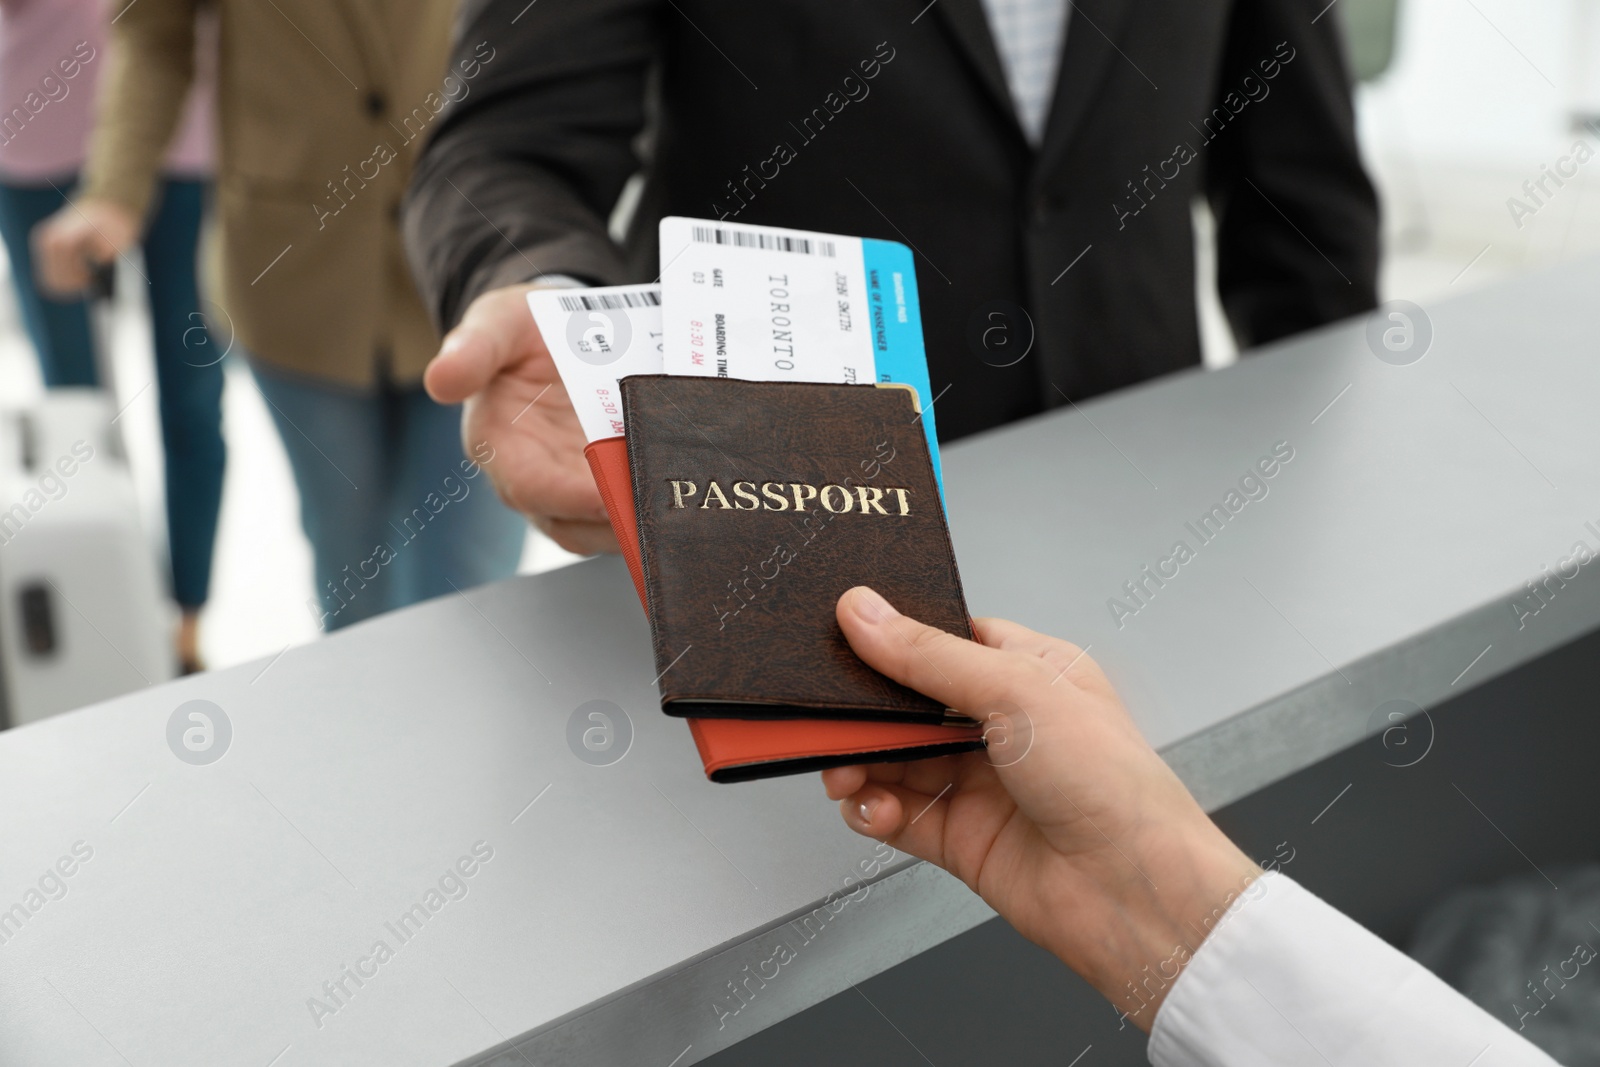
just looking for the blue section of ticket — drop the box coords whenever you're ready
[862,238,943,498]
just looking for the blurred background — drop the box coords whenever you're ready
[0,0,1595,678]
[1,3,1598,1062]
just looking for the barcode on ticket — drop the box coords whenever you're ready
[690,225,836,258]
[557,290,662,312]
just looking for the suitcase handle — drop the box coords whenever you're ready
[16,411,36,472]
[88,261,116,302]
[17,582,57,658]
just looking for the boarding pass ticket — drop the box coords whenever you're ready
[527,284,664,443]
[658,216,942,482]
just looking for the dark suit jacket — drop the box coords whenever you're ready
[405,0,1379,441]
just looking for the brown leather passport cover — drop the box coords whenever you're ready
[586,434,984,780]
[623,375,974,724]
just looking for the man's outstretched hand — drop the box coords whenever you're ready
[424,282,618,555]
[822,587,1260,1033]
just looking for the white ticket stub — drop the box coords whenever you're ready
[660,216,890,385]
[527,284,663,443]
[659,216,942,489]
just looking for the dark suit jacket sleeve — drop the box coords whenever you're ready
[1204,0,1381,349]
[403,0,661,331]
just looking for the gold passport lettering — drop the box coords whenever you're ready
[668,479,911,515]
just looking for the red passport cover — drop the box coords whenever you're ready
[585,435,984,782]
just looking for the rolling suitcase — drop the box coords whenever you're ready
[0,388,173,728]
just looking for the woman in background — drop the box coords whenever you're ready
[0,0,221,672]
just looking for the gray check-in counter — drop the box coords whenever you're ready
[4,259,1599,1066]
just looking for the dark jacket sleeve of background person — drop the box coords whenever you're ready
[405,0,1380,442]
[1203,0,1380,348]
[403,0,657,328]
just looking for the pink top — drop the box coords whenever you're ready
[0,0,212,182]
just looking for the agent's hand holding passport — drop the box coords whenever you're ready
[528,217,986,781]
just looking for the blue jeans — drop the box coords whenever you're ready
[0,175,224,609]
[251,362,526,631]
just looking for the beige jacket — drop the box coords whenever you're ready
[83,0,461,386]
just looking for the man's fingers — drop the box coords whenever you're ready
[425,327,498,404]
[426,285,543,404]
[86,229,119,265]
[513,468,611,526]
[972,616,1061,656]
[822,758,927,801]
[839,782,952,869]
[972,616,1103,689]
[821,764,867,800]
[836,586,1027,713]
[531,515,617,556]
[33,227,90,294]
[484,424,607,521]
[32,201,135,296]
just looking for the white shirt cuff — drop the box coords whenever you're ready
[1148,871,1559,1067]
